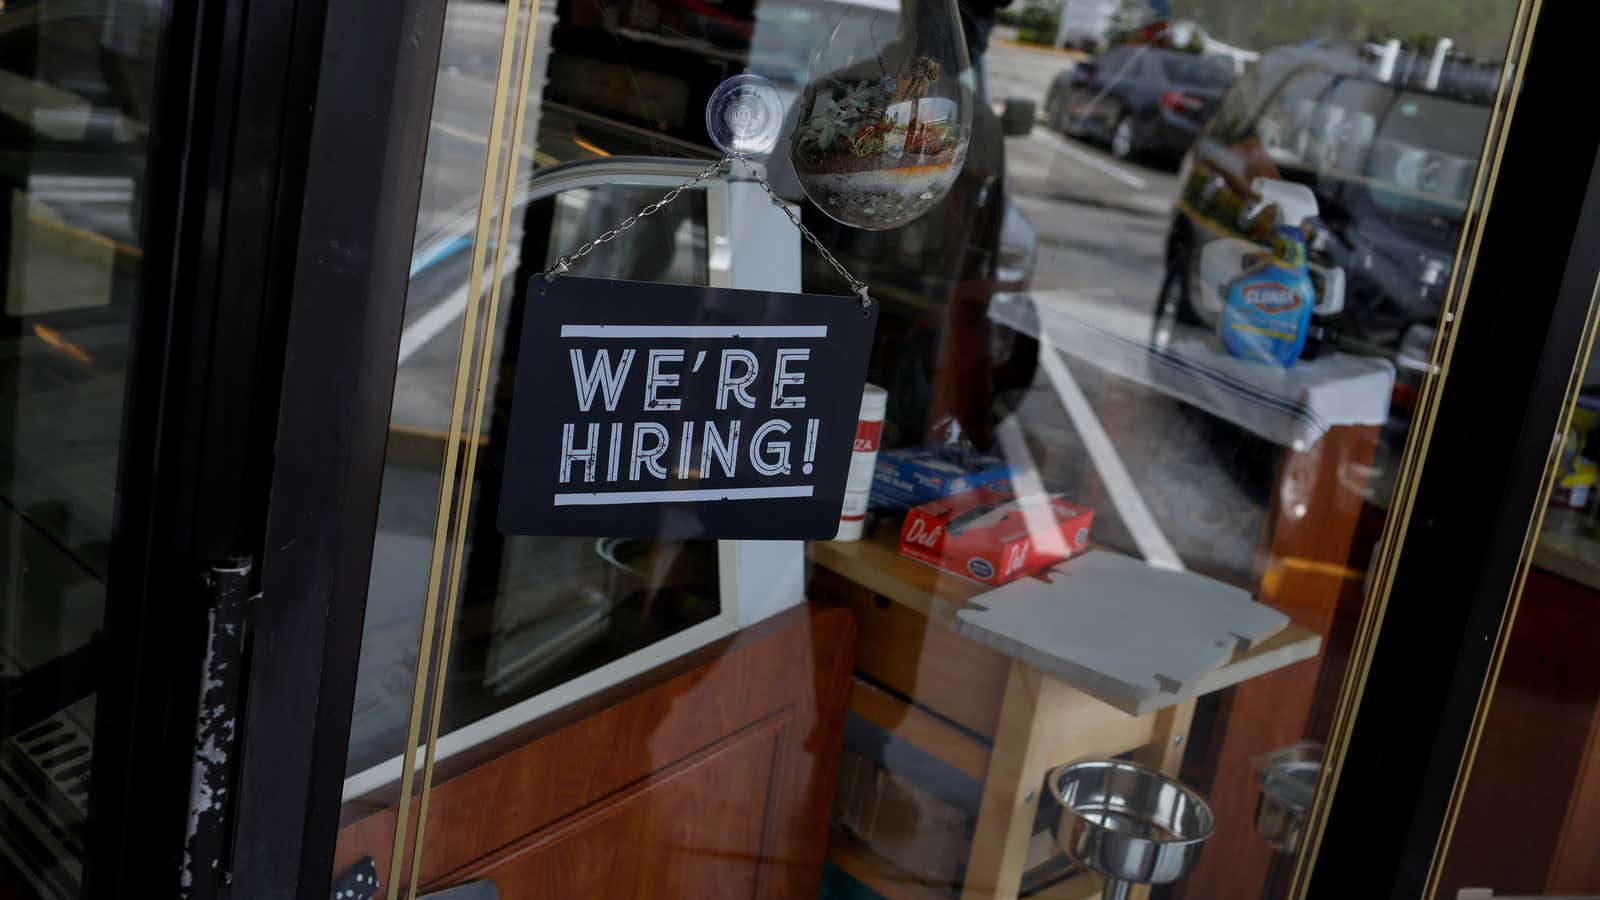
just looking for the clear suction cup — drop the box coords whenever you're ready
[706,74,785,157]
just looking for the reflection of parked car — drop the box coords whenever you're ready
[1159,42,1495,363]
[1044,45,1235,163]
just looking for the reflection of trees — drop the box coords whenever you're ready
[1175,0,1516,60]
[1114,0,1161,34]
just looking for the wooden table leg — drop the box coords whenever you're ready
[963,662,1072,900]
[1136,698,1197,777]
[962,662,1173,900]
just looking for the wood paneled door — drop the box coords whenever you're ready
[335,604,857,899]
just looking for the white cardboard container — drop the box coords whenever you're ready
[835,383,887,541]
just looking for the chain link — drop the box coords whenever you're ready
[542,155,872,312]
[733,157,871,311]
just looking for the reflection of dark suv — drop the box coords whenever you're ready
[1160,42,1496,362]
[1045,45,1235,163]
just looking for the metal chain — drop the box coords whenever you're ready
[542,155,872,311]
[541,156,730,280]
[733,157,872,311]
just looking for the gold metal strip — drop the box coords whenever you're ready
[386,0,525,896]
[1420,269,1600,900]
[403,2,541,895]
[1286,1,1545,894]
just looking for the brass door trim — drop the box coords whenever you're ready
[404,6,542,895]
[386,2,542,897]
[1285,1,1547,895]
[1418,260,1600,900]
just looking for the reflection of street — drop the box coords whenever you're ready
[390,21,1269,585]
[990,42,1178,304]
[984,42,1269,583]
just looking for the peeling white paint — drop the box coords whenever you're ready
[180,573,253,898]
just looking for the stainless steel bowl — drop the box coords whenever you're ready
[1049,759,1215,897]
[1253,741,1322,855]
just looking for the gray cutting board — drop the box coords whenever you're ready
[955,551,1288,707]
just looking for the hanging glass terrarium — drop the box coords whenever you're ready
[788,0,974,230]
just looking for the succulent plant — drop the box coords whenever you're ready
[793,56,953,166]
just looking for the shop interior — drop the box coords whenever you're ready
[321,1,1597,899]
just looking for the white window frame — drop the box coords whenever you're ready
[342,156,807,802]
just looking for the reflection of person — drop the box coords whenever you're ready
[959,0,1016,73]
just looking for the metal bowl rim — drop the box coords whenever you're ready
[1259,758,1322,774]
[1048,759,1217,846]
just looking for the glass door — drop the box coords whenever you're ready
[254,0,1600,898]
[0,1,163,895]
[324,3,821,895]
[1427,336,1600,898]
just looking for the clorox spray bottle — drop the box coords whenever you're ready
[1219,177,1320,367]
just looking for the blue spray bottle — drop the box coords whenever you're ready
[1219,178,1321,367]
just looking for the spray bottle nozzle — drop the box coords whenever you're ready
[1249,177,1320,230]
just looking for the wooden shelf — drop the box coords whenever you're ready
[1026,872,1104,900]
[849,677,991,782]
[815,526,1322,899]
[828,828,954,900]
[830,825,1106,900]
[810,527,986,621]
[1119,622,1320,716]
[812,530,1324,716]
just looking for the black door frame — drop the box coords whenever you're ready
[76,0,346,892]
[54,0,447,895]
[1306,1,1600,896]
[223,0,450,898]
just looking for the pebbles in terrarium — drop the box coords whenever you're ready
[789,8,973,231]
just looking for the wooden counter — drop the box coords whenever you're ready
[810,530,1321,716]
[808,528,1322,900]
[333,605,855,899]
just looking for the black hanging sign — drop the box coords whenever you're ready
[499,276,878,539]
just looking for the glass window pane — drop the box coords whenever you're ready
[334,5,733,882]
[0,0,161,896]
[1432,345,1600,898]
[328,2,1530,898]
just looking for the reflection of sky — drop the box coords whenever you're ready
[885,96,957,125]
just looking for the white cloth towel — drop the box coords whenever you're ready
[990,288,1396,451]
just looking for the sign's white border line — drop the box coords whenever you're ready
[553,485,814,505]
[559,324,827,338]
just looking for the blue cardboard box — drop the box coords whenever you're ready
[870,446,1012,513]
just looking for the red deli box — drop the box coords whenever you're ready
[897,485,1094,585]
